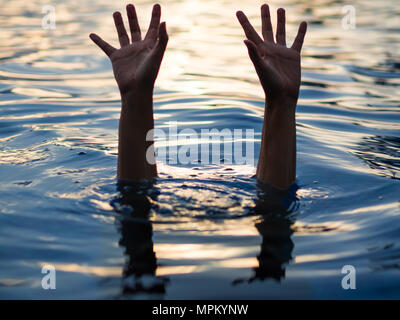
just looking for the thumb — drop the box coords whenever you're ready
[244,40,263,70]
[151,22,169,63]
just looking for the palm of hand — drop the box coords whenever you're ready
[110,41,157,93]
[257,43,301,100]
[237,5,307,102]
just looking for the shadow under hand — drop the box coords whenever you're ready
[235,182,298,285]
[111,181,168,297]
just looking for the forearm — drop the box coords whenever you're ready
[256,97,297,189]
[118,89,157,181]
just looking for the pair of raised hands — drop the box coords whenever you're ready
[89,4,307,104]
[90,3,307,188]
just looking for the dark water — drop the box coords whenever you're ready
[0,0,399,299]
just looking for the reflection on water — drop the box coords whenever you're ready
[114,181,297,297]
[114,183,168,297]
[251,216,294,282]
[354,135,400,180]
[0,0,399,299]
[234,184,297,285]
[250,187,296,283]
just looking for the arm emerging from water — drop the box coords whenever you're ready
[89,4,168,181]
[237,5,307,189]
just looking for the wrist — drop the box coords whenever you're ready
[120,87,154,114]
[265,95,297,117]
[121,86,153,101]
[266,93,297,107]
[120,86,154,130]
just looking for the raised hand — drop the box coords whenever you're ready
[237,5,307,189]
[89,4,168,181]
[237,5,307,104]
[89,4,168,95]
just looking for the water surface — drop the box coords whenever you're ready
[0,0,399,299]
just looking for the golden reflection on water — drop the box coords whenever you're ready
[40,262,121,277]
[1,0,395,101]
[155,243,254,260]
[1,0,398,151]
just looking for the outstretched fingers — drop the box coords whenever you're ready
[261,4,274,43]
[276,8,286,46]
[127,4,141,42]
[291,21,307,52]
[236,11,263,45]
[145,4,161,44]
[113,11,130,47]
[89,33,116,57]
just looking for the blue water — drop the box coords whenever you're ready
[0,0,399,299]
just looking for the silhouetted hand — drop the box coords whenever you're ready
[89,4,168,95]
[237,5,307,104]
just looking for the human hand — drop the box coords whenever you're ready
[237,5,307,105]
[89,4,168,96]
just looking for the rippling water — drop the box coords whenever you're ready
[0,0,399,299]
